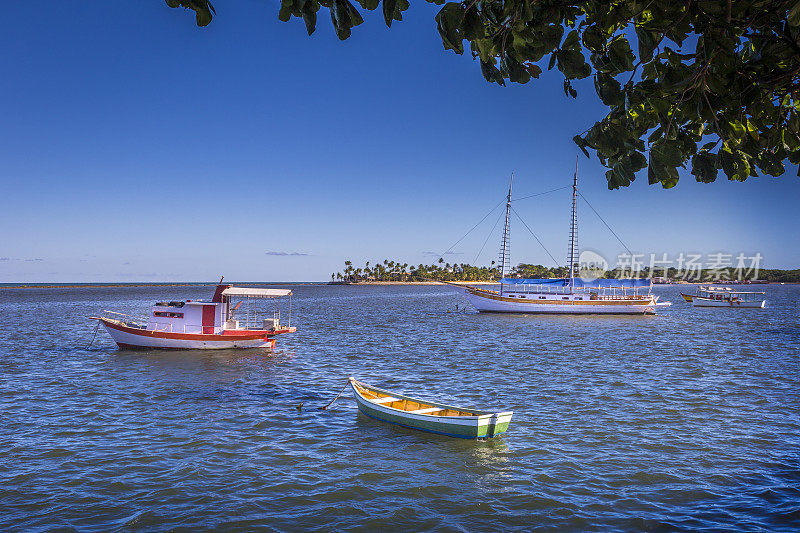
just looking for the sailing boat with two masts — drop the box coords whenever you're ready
[463,162,664,315]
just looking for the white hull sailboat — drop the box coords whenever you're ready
[464,284,658,315]
[464,161,666,315]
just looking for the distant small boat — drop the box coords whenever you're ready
[349,378,513,439]
[686,286,766,308]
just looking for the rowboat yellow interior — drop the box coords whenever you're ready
[353,381,474,417]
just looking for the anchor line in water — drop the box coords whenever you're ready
[86,319,100,349]
[510,206,562,268]
[319,380,351,410]
[578,192,634,256]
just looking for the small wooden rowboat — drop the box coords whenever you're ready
[349,378,513,439]
[680,293,694,302]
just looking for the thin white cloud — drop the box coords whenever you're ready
[266,251,311,256]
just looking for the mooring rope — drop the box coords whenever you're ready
[319,380,350,410]
[85,320,100,349]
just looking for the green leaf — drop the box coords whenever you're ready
[278,2,292,22]
[558,50,591,79]
[562,29,580,50]
[719,145,750,181]
[789,2,800,27]
[635,26,656,63]
[573,135,591,158]
[547,52,557,71]
[627,151,647,171]
[582,25,606,53]
[462,7,484,40]
[526,63,542,79]
[196,7,213,26]
[480,59,505,86]
[594,72,623,106]
[606,161,636,189]
[301,1,318,34]
[382,0,397,27]
[357,0,379,10]
[330,0,363,40]
[504,57,530,84]
[563,79,577,98]
[541,25,564,51]
[691,151,718,183]
[608,37,635,73]
[435,3,465,54]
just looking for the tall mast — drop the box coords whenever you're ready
[499,172,513,294]
[568,156,578,286]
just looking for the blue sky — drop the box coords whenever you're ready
[1,2,797,282]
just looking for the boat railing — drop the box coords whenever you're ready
[101,310,149,329]
[500,283,651,298]
[149,322,204,334]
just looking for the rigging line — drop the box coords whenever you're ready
[578,192,634,256]
[511,186,571,203]
[473,208,505,265]
[437,197,506,258]
[509,206,562,268]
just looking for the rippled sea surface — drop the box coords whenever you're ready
[2,283,800,531]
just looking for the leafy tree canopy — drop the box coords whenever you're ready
[167,0,800,189]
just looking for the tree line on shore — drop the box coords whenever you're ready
[330,259,500,283]
[331,260,800,283]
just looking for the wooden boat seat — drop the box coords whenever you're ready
[408,407,444,415]
[370,396,400,405]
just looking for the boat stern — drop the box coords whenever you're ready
[479,411,514,438]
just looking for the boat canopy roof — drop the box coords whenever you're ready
[221,287,292,298]
[699,286,765,294]
[500,277,652,288]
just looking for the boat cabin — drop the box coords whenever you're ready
[147,285,292,334]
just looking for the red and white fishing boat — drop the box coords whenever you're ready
[92,282,295,350]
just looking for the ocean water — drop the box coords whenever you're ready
[1,283,799,531]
